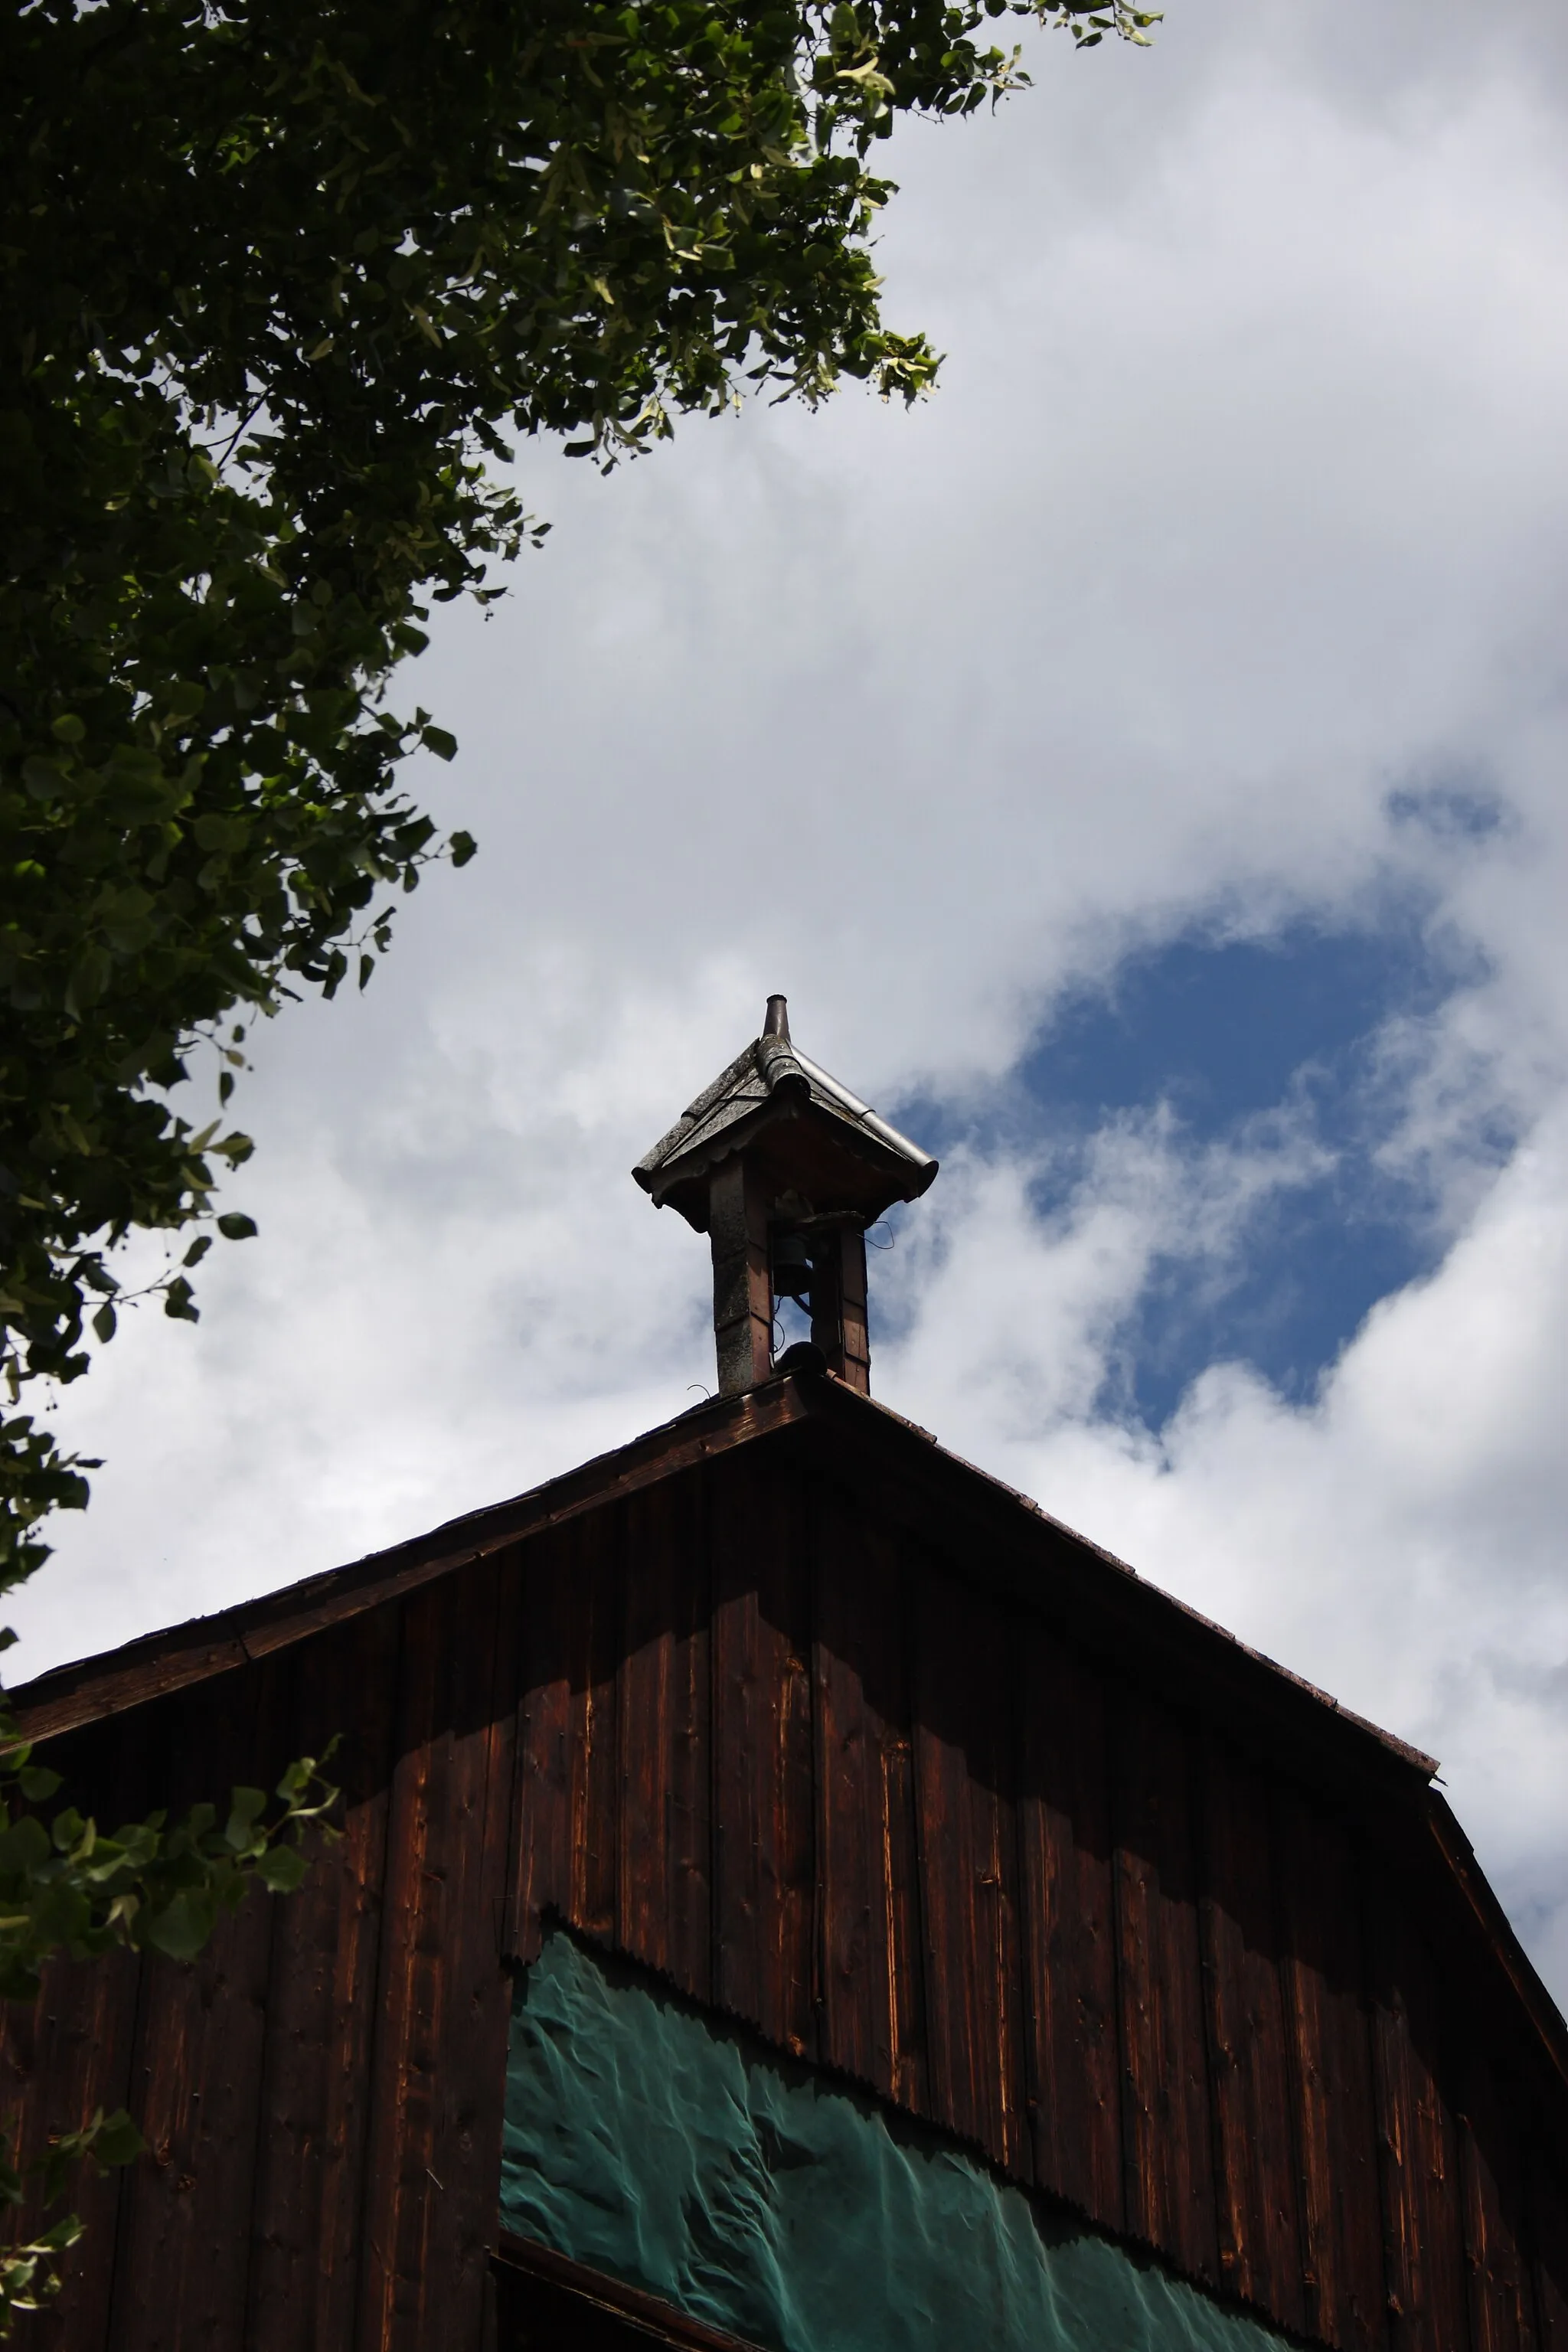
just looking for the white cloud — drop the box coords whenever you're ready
[14,0,1568,1995]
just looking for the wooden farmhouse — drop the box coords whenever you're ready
[4,999,1567,2352]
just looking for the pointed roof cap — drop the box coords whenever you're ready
[632,996,938,1232]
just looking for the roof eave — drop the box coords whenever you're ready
[642,1101,937,1230]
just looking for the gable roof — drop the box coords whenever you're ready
[11,1368,1566,2104]
[3,1372,1419,1775]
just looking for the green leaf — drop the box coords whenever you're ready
[224,1786,269,1847]
[255,1843,308,1893]
[92,1303,117,1344]
[36,2213,86,2252]
[20,756,66,802]
[422,724,459,762]
[90,2110,146,2168]
[182,1235,213,1268]
[449,829,478,867]
[275,1740,338,1798]
[0,1817,51,1873]
[140,1891,216,1961]
[216,1213,257,1240]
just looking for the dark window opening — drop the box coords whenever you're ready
[492,2233,769,2352]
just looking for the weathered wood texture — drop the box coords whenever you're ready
[1016,1618,1122,2227]
[4,1432,1566,2352]
[505,1451,1568,2352]
[0,1554,522,2352]
[810,1486,926,2110]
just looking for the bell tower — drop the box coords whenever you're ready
[632,996,938,1397]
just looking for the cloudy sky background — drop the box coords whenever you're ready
[18,0,1568,1994]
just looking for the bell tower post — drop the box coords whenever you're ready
[708,1155,773,1398]
[808,1228,870,1394]
[632,996,937,1399]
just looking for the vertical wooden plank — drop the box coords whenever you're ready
[709,1452,816,2058]
[430,1550,524,2352]
[910,1564,1028,2178]
[509,1510,620,1964]
[564,1514,620,1952]
[1112,1682,1220,2287]
[1462,2049,1533,2352]
[1365,1870,1472,2352]
[245,1604,401,2352]
[1275,1788,1387,2352]
[812,1491,926,2113]
[1015,1619,1123,2232]
[1529,2147,1568,2352]
[111,1658,287,2350]
[508,1522,570,1965]
[1200,1736,1307,2332]
[356,1552,522,2352]
[358,1584,441,2352]
[0,1710,147,2350]
[619,1471,710,1999]
[0,1948,142,2352]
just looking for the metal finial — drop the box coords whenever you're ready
[763,995,790,1040]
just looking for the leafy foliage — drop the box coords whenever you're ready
[0,2106,143,2334]
[1,0,1155,1592]
[0,1707,339,2328]
[0,1724,339,1996]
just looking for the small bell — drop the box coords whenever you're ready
[771,1230,814,1305]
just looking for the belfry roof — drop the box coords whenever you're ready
[632,996,938,1228]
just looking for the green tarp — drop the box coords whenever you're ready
[500,1931,1293,2352]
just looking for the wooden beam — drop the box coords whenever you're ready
[810,1227,870,1393]
[709,1156,773,1395]
[493,2233,771,2352]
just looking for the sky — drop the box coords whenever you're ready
[17,0,1568,1997]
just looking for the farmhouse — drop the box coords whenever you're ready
[4,1000,1564,2351]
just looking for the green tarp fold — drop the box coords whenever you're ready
[501,1931,1291,2352]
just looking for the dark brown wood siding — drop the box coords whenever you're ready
[3,1427,1566,2352]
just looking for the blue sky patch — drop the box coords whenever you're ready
[890,911,1505,1428]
